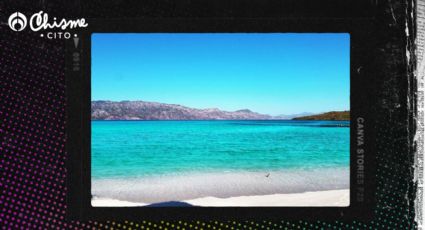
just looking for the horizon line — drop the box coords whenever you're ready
[91,119,351,122]
[91,100,349,116]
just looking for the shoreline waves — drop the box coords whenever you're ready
[92,168,349,206]
[92,189,350,207]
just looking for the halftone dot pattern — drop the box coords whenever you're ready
[0,1,417,230]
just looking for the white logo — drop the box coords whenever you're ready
[8,12,27,31]
[7,11,88,39]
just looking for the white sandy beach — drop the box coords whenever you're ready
[91,189,349,207]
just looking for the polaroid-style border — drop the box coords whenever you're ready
[66,18,377,221]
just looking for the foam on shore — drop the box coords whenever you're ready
[92,167,349,204]
[92,189,349,207]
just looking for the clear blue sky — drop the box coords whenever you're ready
[92,33,349,115]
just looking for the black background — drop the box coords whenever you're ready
[0,0,417,228]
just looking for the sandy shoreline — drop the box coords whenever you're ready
[91,189,349,207]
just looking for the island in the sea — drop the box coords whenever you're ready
[91,100,350,120]
[292,111,350,121]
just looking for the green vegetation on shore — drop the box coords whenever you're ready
[292,111,349,121]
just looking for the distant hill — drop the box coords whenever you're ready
[292,111,350,121]
[91,100,273,120]
[275,112,314,120]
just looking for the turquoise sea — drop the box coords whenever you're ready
[91,120,350,203]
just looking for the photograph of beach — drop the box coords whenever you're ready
[90,33,350,207]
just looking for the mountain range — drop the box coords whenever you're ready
[91,100,349,120]
[92,100,273,120]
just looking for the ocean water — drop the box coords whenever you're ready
[91,120,350,203]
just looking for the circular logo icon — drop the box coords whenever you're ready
[8,12,27,32]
